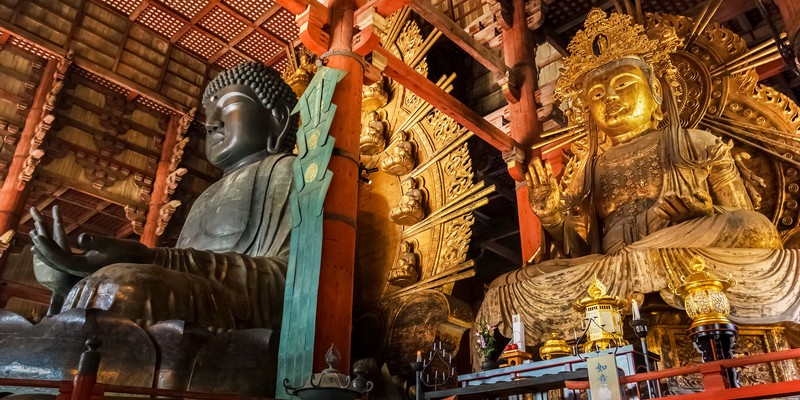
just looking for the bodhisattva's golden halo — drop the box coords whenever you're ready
[555,8,682,105]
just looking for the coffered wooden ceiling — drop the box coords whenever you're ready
[95,0,299,71]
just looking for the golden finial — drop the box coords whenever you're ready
[689,255,706,273]
[586,276,607,299]
[555,8,683,104]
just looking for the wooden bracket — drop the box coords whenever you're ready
[503,146,526,182]
[525,0,543,30]
[498,68,520,104]
[484,0,513,30]
[297,1,331,55]
[352,7,387,57]
[277,0,313,17]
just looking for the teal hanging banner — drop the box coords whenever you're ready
[277,66,347,398]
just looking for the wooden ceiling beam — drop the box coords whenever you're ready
[216,2,289,46]
[54,113,161,158]
[0,17,189,114]
[64,0,89,51]
[139,0,254,66]
[64,201,112,234]
[407,0,507,75]
[36,170,147,209]
[373,45,519,152]
[170,0,220,43]
[44,195,123,222]
[49,137,153,179]
[112,21,133,71]
[130,0,151,20]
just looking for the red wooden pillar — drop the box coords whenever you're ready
[0,58,58,273]
[140,114,180,247]
[313,0,362,372]
[501,0,542,263]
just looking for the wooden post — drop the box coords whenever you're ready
[0,58,58,273]
[774,0,800,68]
[70,337,102,400]
[312,0,363,373]
[140,114,180,247]
[501,0,542,263]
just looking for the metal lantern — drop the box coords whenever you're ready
[575,277,628,353]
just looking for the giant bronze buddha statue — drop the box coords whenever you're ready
[477,9,800,350]
[29,61,297,332]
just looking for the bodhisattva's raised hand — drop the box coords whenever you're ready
[30,206,156,278]
[526,158,562,226]
[654,190,713,224]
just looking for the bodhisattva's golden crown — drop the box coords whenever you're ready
[555,8,683,103]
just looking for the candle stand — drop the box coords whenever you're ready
[409,340,456,400]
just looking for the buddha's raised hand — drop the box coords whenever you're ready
[526,158,562,225]
[30,206,155,278]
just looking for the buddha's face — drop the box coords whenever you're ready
[583,63,661,143]
[204,84,271,170]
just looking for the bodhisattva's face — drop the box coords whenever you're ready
[583,63,661,144]
[204,84,271,170]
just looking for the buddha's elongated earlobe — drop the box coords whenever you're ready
[267,103,291,153]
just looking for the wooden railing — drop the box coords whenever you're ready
[564,347,800,399]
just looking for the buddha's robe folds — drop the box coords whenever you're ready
[477,128,800,346]
[63,153,293,331]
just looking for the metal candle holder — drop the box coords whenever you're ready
[409,340,456,400]
[629,316,660,398]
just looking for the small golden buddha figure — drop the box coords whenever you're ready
[360,111,386,156]
[282,50,317,98]
[389,177,425,225]
[380,130,415,176]
[477,9,800,349]
[387,240,419,287]
[362,78,389,112]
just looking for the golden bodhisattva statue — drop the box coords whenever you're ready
[477,9,800,348]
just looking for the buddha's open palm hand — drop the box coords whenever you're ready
[526,158,562,224]
[654,190,713,223]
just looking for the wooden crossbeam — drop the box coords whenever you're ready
[0,279,51,306]
[133,0,254,64]
[169,1,219,43]
[37,170,147,208]
[64,200,112,234]
[373,45,518,152]
[357,0,507,74]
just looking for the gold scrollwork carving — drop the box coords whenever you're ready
[443,143,474,200]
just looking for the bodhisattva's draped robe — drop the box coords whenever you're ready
[477,128,800,349]
[63,153,293,331]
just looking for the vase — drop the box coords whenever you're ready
[480,356,495,371]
